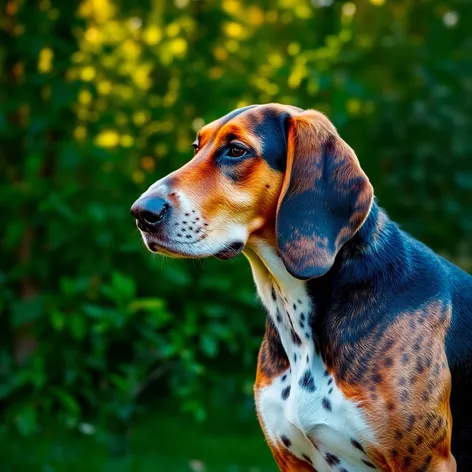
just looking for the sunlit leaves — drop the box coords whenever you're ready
[80,65,96,81]
[168,37,188,57]
[38,48,54,73]
[223,22,246,39]
[346,98,361,115]
[78,89,93,105]
[342,2,356,17]
[74,126,87,140]
[95,129,120,148]
[142,25,162,45]
[78,0,115,23]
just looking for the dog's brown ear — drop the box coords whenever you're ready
[276,110,374,279]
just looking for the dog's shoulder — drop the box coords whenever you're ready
[382,226,472,371]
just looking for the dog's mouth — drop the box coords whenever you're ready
[214,241,245,260]
[142,234,204,258]
[141,231,244,261]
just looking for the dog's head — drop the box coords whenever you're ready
[131,104,373,279]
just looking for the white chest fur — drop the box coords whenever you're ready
[244,243,378,472]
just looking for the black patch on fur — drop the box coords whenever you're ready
[407,415,416,431]
[280,435,291,448]
[417,455,432,472]
[416,358,425,374]
[325,453,340,466]
[281,386,291,400]
[276,311,282,323]
[371,373,382,384]
[291,329,302,345]
[351,438,365,453]
[302,454,312,465]
[299,369,316,392]
[322,397,332,411]
[362,459,376,469]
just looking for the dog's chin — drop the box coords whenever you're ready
[146,242,184,258]
[142,234,245,261]
[141,234,192,258]
[144,239,198,259]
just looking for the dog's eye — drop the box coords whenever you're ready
[228,144,247,158]
[192,141,199,154]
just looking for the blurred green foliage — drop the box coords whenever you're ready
[0,402,275,472]
[0,0,471,447]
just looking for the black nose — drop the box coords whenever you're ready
[131,196,170,232]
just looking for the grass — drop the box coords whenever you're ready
[0,402,276,472]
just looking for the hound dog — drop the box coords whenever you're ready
[131,104,472,471]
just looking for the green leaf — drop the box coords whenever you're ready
[199,333,218,358]
[102,272,136,305]
[455,173,472,190]
[128,297,165,313]
[11,296,44,327]
[50,310,65,331]
[68,313,86,340]
[52,388,80,417]
[15,406,38,436]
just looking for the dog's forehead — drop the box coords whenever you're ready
[199,103,302,142]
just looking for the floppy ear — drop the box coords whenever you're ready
[276,110,374,280]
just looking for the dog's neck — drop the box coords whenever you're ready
[244,240,317,366]
[244,202,406,357]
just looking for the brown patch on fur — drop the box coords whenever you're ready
[281,234,332,273]
[270,448,316,471]
[255,318,289,388]
[331,301,453,471]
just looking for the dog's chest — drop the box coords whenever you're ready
[248,247,378,471]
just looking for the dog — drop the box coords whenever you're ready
[131,104,472,471]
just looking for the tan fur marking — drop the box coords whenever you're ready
[271,448,316,471]
[332,301,453,471]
